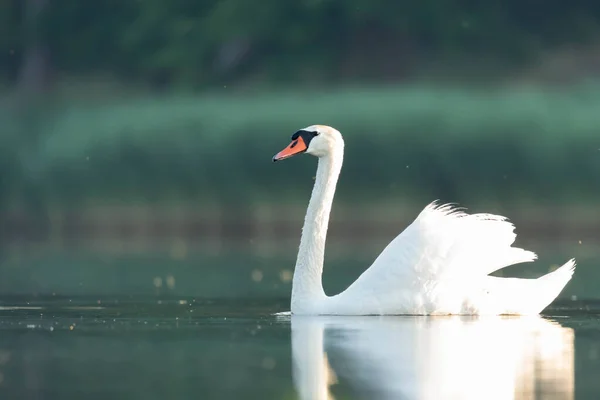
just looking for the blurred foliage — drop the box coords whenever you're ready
[1,1,600,214]
[2,0,600,86]
[1,85,600,211]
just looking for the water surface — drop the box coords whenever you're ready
[0,297,599,399]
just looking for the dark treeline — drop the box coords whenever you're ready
[2,0,600,89]
[1,1,600,234]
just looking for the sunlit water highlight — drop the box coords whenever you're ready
[0,297,598,399]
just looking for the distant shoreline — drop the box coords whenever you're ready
[2,203,596,245]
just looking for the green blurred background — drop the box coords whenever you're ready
[0,0,598,300]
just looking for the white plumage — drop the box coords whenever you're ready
[272,125,575,315]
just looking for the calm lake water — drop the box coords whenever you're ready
[0,296,599,399]
[0,237,597,399]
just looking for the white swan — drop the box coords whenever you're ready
[272,125,576,315]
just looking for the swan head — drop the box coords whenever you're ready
[272,125,343,162]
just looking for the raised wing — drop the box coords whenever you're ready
[345,202,537,295]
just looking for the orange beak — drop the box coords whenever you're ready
[272,136,307,162]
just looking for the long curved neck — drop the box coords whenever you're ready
[291,148,343,309]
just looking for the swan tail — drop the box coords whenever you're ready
[535,258,577,303]
[525,258,576,314]
[539,258,577,282]
[481,259,576,315]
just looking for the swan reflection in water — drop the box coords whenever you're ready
[290,315,574,400]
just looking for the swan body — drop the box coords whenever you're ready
[272,125,576,315]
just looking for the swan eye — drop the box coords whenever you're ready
[290,129,319,144]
